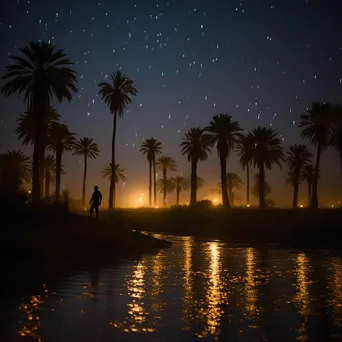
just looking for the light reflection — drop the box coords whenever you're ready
[151,251,165,316]
[197,242,225,339]
[294,253,311,341]
[329,258,342,328]
[244,248,257,318]
[18,284,48,341]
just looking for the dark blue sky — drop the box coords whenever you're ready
[0,0,341,207]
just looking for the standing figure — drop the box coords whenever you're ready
[89,185,102,217]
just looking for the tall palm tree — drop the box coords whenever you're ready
[139,138,162,207]
[0,150,31,193]
[180,127,211,206]
[98,71,137,209]
[16,107,60,194]
[73,137,100,205]
[252,173,272,200]
[301,164,317,205]
[101,163,126,185]
[47,123,76,201]
[205,114,242,209]
[157,178,175,206]
[170,176,189,206]
[300,102,335,208]
[43,155,57,198]
[286,144,313,208]
[226,172,243,206]
[236,134,254,206]
[249,127,284,209]
[156,155,177,207]
[1,41,77,201]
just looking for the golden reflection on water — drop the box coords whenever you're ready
[329,258,342,328]
[244,248,257,319]
[18,284,48,341]
[294,253,311,342]
[197,242,225,340]
[150,251,164,316]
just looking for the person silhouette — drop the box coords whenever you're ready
[89,185,102,217]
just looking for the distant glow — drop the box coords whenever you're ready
[246,204,250,208]
[300,204,304,208]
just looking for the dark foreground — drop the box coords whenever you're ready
[99,207,342,249]
[1,204,170,295]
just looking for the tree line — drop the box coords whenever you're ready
[1,41,341,209]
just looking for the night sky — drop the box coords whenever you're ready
[0,0,341,207]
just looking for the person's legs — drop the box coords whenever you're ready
[95,205,99,218]
[90,203,94,216]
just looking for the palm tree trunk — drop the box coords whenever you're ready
[220,153,230,209]
[39,148,45,198]
[82,154,87,206]
[308,182,312,205]
[55,148,62,202]
[190,159,198,206]
[293,169,300,209]
[148,159,152,207]
[311,144,321,209]
[153,156,157,206]
[109,112,117,209]
[45,173,50,198]
[163,169,167,207]
[259,162,265,209]
[32,140,41,202]
[176,188,180,206]
[246,163,250,206]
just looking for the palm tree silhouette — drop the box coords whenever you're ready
[16,107,60,193]
[300,102,335,209]
[180,127,211,206]
[156,155,177,207]
[1,41,77,201]
[157,178,175,206]
[249,127,284,209]
[0,150,31,193]
[205,114,242,209]
[73,137,100,206]
[139,138,162,207]
[236,134,254,206]
[101,163,126,185]
[47,123,76,201]
[43,155,57,198]
[226,172,243,206]
[286,144,313,208]
[170,176,189,206]
[252,173,272,200]
[98,71,137,209]
[301,164,318,205]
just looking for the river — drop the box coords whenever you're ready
[2,235,342,341]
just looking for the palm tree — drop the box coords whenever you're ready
[139,138,162,207]
[195,176,205,190]
[301,164,318,205]
[249,127,284,209]
[157,178,175,206]
[101,163,126,185]
[98,71,137,209]
[47,123,76,201]
[156,155,177,207]
[43,155,56,198]
[180,127,211,206]
[299,102,335,208]
[226,172,243,206]
[1,41,77,201]
[16,107,60,194]
[205,114,242,209]
[170,176,189,206]
[236,134,254,206]
[0,150,31,193]
[252,173,272,200]
[286,144,313,208]
[73,137,100,205]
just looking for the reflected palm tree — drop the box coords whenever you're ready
[244,248,258,319]
[150,252,165,322]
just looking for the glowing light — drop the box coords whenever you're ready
[246,204,250,208]
[300,204,304,208]
[331,204,335,208]
[213,198,218,205]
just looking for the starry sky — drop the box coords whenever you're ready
[0,0,341,207]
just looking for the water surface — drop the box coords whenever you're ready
[2,235,342,341]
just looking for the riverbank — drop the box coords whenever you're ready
[1,203,171,295]
[98,207,342,249]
